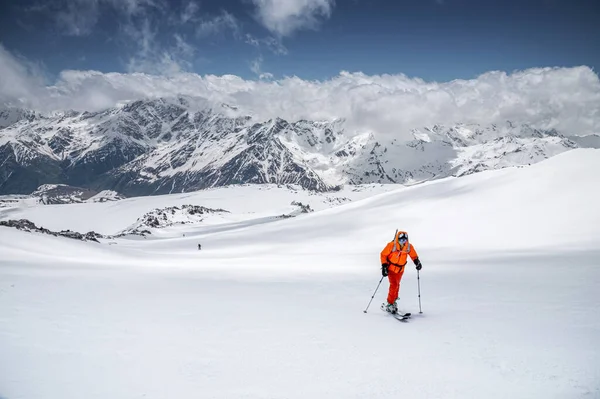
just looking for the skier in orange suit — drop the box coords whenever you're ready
[380,231,422,314]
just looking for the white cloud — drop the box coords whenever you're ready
[25,0,205,76]
[54,0,101,36]
[125,27,195,75]
[180,1,200,24]
[0,46,47,108]
[33,0,163,36]
[245,34,288,55]
[113,0,163,16]
[250,56,274,80]
[250,0,335,37]
[124,17,158,73]
[196,11,240,38]
[1,45,599,138]
[174,34,195,58]
[127,51,189,76]
[245,34,261,47]
[250,57,262,75]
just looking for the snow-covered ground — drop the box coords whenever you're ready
[0,184,400,236]
[0,149,599,399]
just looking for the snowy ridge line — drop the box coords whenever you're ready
[0,219,105,242]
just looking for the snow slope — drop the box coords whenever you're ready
[0,149,599,399]
[0,183,399,235]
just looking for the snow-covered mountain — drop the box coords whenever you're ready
[0,108,40,129]
[0,96,593,195]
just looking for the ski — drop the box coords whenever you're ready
[381,303,411,320]
[392,312,411,321]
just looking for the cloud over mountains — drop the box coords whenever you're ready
[1,44,599,139]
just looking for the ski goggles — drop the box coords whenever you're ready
[398,238,407,244]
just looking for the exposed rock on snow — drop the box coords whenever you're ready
[86,190,126,203]
[0,219,104,242]
[277,201,315,219]
[16,185,127,205]
[291,201,314,214]
[31,184,98,204]
[118,205,229,236]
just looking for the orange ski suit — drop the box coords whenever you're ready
[380,231,419,304]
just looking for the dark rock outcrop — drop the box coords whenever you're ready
[0,219,104,242]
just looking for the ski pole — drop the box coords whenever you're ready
[417,270,423,314]
[363,276,385,313]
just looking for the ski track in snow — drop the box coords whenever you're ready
[0,149,599,399]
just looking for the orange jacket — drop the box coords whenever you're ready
[380,230,419,273]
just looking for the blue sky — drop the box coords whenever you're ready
[1,0,599,82]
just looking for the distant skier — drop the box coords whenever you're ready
[198,243,202,250]
[380,231,422,314]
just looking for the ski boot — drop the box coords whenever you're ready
[384,302,398,314]
[393,298,402,314]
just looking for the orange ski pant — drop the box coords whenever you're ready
[387,269,405,304]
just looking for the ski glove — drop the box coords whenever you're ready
[381,263,389,277]
[414,258,422,271]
